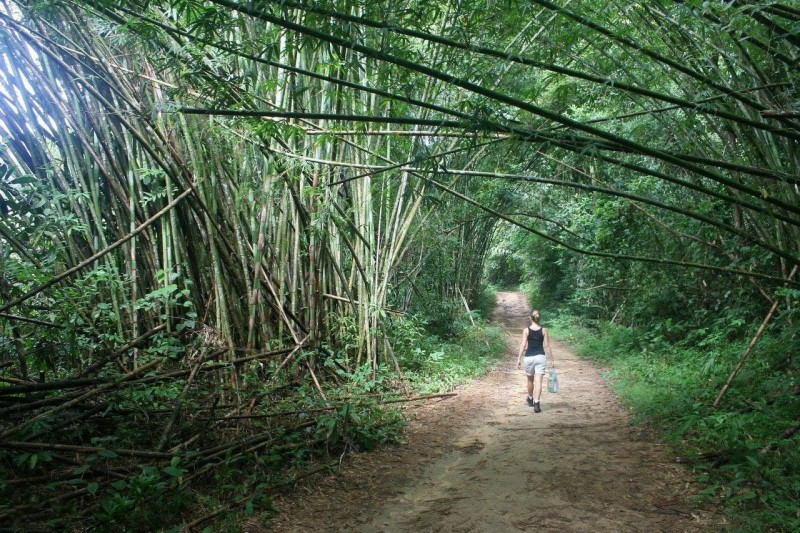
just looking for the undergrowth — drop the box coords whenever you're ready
[0,303,506,531]
[392,315,506,394]
[553,316,800,532]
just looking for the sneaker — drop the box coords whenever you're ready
[534,402,542,413]
[526,397,533,407]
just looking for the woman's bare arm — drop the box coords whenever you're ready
[517,329,528,367]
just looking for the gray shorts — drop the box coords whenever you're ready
[524,354,547,376]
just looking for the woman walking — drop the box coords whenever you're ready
[517,310,551,412]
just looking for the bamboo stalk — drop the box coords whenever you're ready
[383,334,410,397]
[155,358,204,452]
[205,0,800,218]
[382,393,457,404]
[275,335,310,373]
[259,0,799,140]
[305,361,328,401]
[0,313,61,328]
[713,264,799,407]
[0,186,196,314]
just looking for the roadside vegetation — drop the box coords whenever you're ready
[0,287,503,530]
[563,319,798,532]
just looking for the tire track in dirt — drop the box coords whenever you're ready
[267,292,722,532]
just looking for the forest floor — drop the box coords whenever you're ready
[264,292,724,532]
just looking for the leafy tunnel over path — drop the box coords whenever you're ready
[0,0,798,529]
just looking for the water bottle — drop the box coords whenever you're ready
[548,367,559,393]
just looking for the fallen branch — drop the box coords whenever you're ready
[760,109,800,118]
[382,392,457,404]
[2,486,92,521]
[457,287,490,348]
[0,391,89,416]
[275,335,310,373]
[0,326,177,398]
[306,361,328,401]
[0,376,35,386]
[28,404,107,441]
[196,405,335,422]
[0,377,107,396]
[125,346,292,387]
[72,324,169,379]
[1,357,163,438]
[197,391,459,420]
[0,440,177,459]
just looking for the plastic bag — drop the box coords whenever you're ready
[548,367,559,393]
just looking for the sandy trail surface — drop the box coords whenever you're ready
[268,292,721,532]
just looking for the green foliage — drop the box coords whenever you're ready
[94,463,188,530]
[315,395,405,452]
[390,313,506,394]
[473,284,498,321]
[564,320,800,532]
[406,296,465,338]
[485,246,524,289]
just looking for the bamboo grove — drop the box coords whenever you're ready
[0,0,798,528]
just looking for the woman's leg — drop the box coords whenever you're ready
[533,373,544,402]
[527,375,534,397]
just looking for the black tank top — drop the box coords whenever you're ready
[526,327,545,356]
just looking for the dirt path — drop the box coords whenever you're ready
[268,292,721,532]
